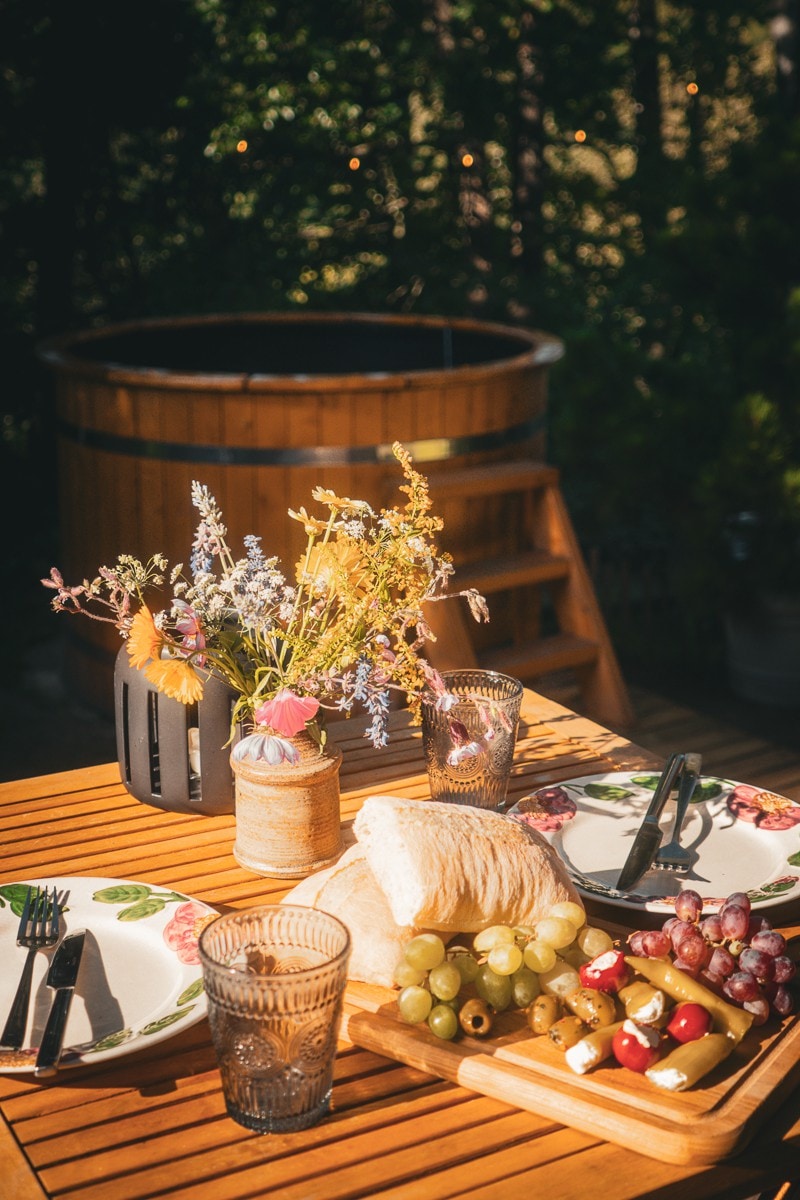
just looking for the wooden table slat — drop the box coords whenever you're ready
[0,689,797,1200]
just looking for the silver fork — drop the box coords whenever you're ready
[1,886,60,1049]
[653,752,702,873]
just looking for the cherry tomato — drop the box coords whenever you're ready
[665,1001,712,1044]
[578,948,629,993]
[611,1020,661,1072]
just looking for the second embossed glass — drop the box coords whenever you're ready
[421,669,523,809]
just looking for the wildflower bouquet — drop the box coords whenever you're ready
[44,443,488,766]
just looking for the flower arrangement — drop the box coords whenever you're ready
[43,443,488,765]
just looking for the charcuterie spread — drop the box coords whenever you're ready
[288,795,797,1097]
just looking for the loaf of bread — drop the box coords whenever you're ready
[285,843,433,987]
[352,794,579,931]
[286,795,581,985]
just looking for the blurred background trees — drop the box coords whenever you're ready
[2,0,799,694]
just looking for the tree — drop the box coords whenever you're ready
[2,0,799,676]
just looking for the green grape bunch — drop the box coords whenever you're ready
[393,901,615,1041]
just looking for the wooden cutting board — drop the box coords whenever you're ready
[341,935,800,1166]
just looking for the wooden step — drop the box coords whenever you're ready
[418,456,635,730]
[426,460,559,499]
[479,633,600,679]
[454,550,570,594]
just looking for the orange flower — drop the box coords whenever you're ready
[144,656,205,704]
[126,606,162,669]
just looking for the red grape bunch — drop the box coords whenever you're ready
[628,889,796,1026]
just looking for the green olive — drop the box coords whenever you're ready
[458,997,494,1037]
[548,1014,588,1051]
[565,986,618,1028]
[527,992,562,1034]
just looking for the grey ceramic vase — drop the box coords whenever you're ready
[113,647,237,815]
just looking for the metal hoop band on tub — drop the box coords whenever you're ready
[56,415,547,467]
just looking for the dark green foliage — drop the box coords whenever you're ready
[2,0,799,675]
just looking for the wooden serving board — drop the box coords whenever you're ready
[341,945,800,1166]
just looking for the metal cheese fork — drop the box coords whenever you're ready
[653,752,702,873]
[1,886,60,1049]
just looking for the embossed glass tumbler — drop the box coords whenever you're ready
[421,669,524,809]
[199,905,351,1133]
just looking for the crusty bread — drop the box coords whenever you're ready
[284,843,430,987]
[353,794,580,931]
[286,795,581,986]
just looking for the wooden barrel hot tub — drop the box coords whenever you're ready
[38,311,564,712]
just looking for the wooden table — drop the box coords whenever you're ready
[1,689,798,1200]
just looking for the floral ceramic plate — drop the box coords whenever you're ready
[508,772,800,914]
[0,876,217,1074]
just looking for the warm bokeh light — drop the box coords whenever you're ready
[574,130,587,143]
[236,139,248,153]
[349,156,361,170]
[687,82,699,95]
[461,152,474,168]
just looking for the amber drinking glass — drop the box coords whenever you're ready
[421,669,524,809]
[199,905,351,1133]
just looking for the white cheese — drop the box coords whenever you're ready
[628,990,665,1025]
[645,1066,687,1092]
[591,950,621,973]
[621,1018,660,1049]
[565,1039,599,1075]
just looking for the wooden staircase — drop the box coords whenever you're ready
[421,459,634,730]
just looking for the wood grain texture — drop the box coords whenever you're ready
[0,690,798,1200]
[50,312,556,713]
[342,933,800,1166]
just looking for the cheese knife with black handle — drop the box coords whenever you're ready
[615,753,685,892]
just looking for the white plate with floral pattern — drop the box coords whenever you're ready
[508,772,800,914]
[0,876,217,1074]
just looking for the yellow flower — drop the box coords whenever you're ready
[310,486,355,508]
[144,656,205,704]
[46,443,489,753]
[126,606,162,669]
[287,506,329,534]
[297,538,369,597]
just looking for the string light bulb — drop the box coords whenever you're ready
[574,130,587,143]
[461,152,474,168]
[687,82,699,95]
[349,156,361,171]
[236,139,248,153]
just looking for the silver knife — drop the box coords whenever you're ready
[34,930,86,1078]
[616,753,685,891]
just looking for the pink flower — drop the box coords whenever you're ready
[173,600,206,663]
[163,901,213,965]
[727,784,800,831]
[447,741,484,767]
[447,718,472,745]
[476,698,514,736]
[254,688,319,737]
[512,811,565,833]
[511,789,577,833]
[374,633,396,664]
